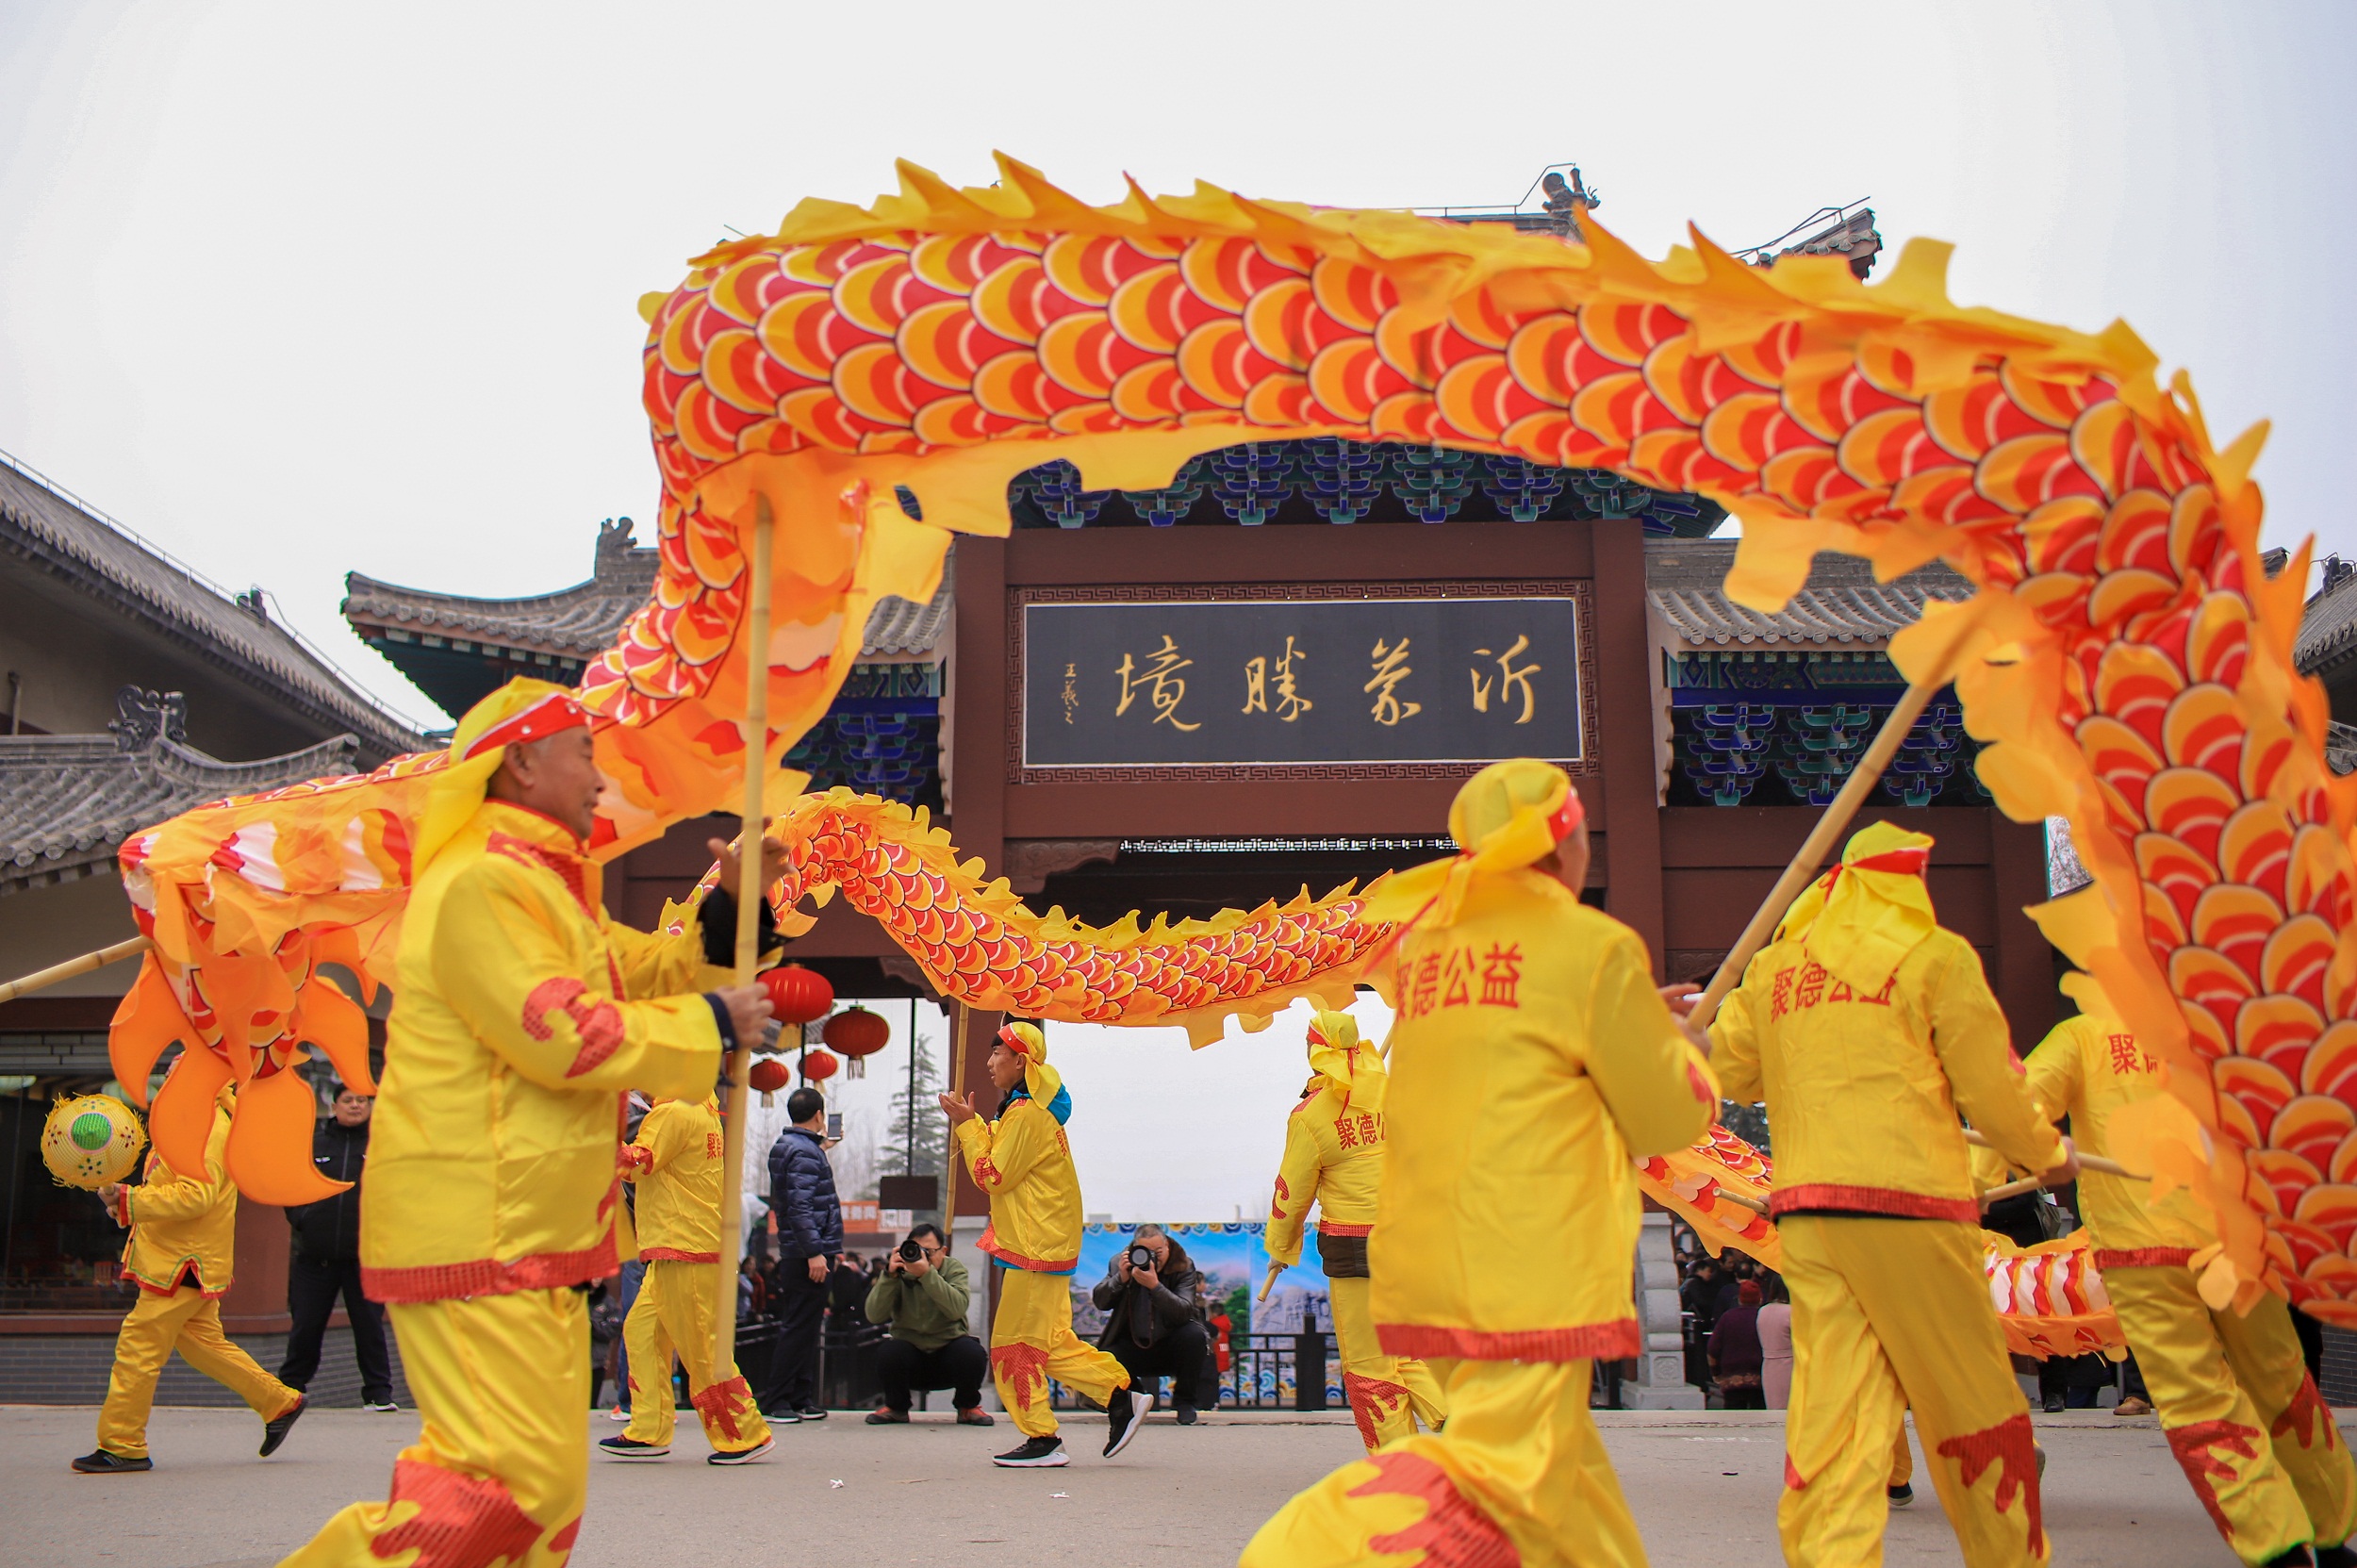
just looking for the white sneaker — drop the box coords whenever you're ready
[604,1405,631,1423]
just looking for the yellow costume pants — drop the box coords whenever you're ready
[1779,1215,2046,1568]
[97,1284,299,1458]
[2107,1263,2357,1563]
[621,1260,768,1455]
[1329,1277,1446,1453]
[280,1290,588,1568]
[989,1266,1129,1440]
[1244,1359,1641,1568]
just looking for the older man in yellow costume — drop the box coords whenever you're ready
[282,678,774,1568]
[1264,1009,1444,1453]
[599,1094,773,1464]
[1993,982,2355,1568]
[1711,822,2078,1568]
[1245,759,1719,1568]
[942,1020,1140,1469]
[74,1078,305,1473]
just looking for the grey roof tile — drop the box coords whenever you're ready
[2296,572,2357,677]
[0,720,360,896]
[0,455,424,759]
[344,521,955,661]
[1646,540,1972,648]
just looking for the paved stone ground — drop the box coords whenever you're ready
[0,1404,2314,1567]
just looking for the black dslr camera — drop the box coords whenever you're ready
[1127,1244,1156,1271]
[898,1236,926,1263]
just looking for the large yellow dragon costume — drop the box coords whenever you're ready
[100,157,2337,1343]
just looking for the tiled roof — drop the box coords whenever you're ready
[344,521,956,661]
[0,454,424,761]
[0,695,359,895]
[1647,540,1973,648]
[2296,569,2357,678]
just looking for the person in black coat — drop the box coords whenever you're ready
[277,1085,395,1410]
[1089,1227,1212,1422]
[760,1086,843,1421]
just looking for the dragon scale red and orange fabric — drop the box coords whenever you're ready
[107,159,2343,1331]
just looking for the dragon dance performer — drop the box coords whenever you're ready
[1710,822,2077,1568]
[76,1078,305,1474]
[941,1021,1143,1469]
[1263,1009,1444,1453]
[1246,759,1719,1568]
[599,1094,772,1464]
[283,678,775,1568]
[2006,990,2355,1568]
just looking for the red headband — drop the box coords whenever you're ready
[1547,789,1586,842]
[1848,847,1929,876]
[997,1024,1033,1057]
[461,693,589,761]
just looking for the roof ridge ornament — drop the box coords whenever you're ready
[594,517,638,579]
[108,687,187,752]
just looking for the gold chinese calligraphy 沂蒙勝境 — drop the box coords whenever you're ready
[1114,635,1201,732]
[1364,636,1420,727]
[1469,635,1541,724]
[1242,635,1313,722]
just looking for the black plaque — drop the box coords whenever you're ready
[1021,596,1583,769]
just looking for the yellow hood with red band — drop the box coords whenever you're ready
[1363,759,1583,933]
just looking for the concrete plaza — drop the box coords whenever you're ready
[0,1403,2287,1568]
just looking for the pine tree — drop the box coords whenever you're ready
[885,1016,948,1180]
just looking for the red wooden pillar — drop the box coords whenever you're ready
[1591,519,1667,978]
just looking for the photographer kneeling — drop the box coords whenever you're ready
[1090,1226,1211,1423]
[864,1226,993,1426]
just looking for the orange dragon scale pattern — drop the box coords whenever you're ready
[107,157,2346,1333]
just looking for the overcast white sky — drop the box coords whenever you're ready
[8,2,2354,1217]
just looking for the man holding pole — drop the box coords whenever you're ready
[600,1092,772,1463]
[280,677,776,1567]
[1245,760,1719,1567]
[2007,983,2356,1568]
[1709,821,2077,1568]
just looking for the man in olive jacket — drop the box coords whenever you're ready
[863,1225,992,1425]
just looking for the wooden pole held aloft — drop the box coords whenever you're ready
[715,497,775,1377]
[0,935,152,1005]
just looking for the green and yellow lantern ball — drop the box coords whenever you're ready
[41,1094,147,1189]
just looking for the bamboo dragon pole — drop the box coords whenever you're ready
[1687,613,1979,1038]
[715,496,775,1378]
[0,935,151,1004]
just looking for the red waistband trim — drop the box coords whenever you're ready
[362,1236,618,1303]
[125,1262,229,1298]
[641,1247,721,1264]
[1317,1221,1375,1237]
[2092,1246,2197,1271]
[1376,1318,1640,1362]
[976,1227,1078,1275]
[1771,1185,1980,1224]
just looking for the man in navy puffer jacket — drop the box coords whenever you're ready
[760,1087,842,1421]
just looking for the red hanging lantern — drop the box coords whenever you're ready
[761,965,834,1027]
[799,1049,839,1083]
[748,1058,790,1108]
[823,1007,890,1079]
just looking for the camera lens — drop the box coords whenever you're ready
[899,1238,924,1263]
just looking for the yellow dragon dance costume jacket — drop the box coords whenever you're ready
[1248,760,1718,1568]
[360,796,723,1302]
[625,1095,727,1264]
[1266,1009,1445,1452]
[2016,998,2356,1564]
[287,679,733,1568]
[1710,822,2064,1568]
[617,1096,769,1456]
[955,1022,1128,1441]
[111,1080,241,1296]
